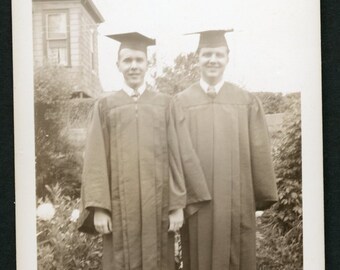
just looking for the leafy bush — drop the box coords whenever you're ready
[37,184,102,270]
[35,66,94,198]
[253,92,285,114]
[256,93,302,270]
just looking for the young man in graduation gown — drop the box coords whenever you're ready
[77,32,211,270]
[171,30,278,270]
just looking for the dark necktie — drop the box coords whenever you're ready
[207,86,217,98]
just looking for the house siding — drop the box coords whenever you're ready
[32,0,103,98]
[79,5,102,97]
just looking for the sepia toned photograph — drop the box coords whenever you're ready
[13,0,324,269]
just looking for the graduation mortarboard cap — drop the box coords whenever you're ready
[186,29,233,51]
[106,32,155,54]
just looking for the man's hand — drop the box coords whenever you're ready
[168,208,184,232]
[94,208,112,234]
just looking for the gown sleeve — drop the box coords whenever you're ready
[78,98,111,234]
[249,95,278,210]
[168,97,211,217]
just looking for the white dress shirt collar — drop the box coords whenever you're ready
[122,82,146,97]
[199,78,225,94]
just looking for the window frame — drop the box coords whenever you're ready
[43,9,71,67]
[89,29,96,73]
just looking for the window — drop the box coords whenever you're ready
[45,12,69,66]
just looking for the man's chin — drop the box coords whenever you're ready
[127,81,142,89]
[204,70,221,76]
[127,79,142,85]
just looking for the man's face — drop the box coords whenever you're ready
[198,46,229,84]
[117,48,148,89]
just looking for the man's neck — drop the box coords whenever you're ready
[200,78,225,94]
[122,81,146,97]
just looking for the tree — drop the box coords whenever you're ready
[156,52,200,95]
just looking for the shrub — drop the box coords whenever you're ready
[253,92,285,114]
[37,184,183,270]
[35,65,94,198]
[256,93,302,269]
[37,184,102,270]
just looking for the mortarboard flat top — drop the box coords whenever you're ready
[106,32,155,53]
[186,29,233,49]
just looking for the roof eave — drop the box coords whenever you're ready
[82,0,105,24]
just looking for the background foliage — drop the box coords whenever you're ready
[256,94,302,269]
[37,184,102,270]
[35,66,94,198]
[156,53,200,95]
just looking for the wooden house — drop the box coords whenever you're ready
[32,0,104,98]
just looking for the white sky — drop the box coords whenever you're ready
[92,0,320,93]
